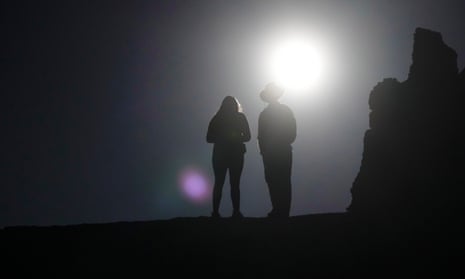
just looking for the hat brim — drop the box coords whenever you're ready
[260,86,284,103]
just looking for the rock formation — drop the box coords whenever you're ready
[348,28,465,224]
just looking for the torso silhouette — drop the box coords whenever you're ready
[258,102,296,154]
[207,112,250,156]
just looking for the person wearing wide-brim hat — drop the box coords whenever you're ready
[258,83,296,218]
[259,82,285,103]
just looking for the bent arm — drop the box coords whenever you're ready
[288,113,296,144]
[206,118,216,143]
[240,114,251,142]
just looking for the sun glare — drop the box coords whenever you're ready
[267,35,323,93]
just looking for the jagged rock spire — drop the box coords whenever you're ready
[348,28,465,224]
[408,28,458,82]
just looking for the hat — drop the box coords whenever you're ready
[260,83,284,103]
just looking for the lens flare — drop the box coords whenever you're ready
[179,167,211,204]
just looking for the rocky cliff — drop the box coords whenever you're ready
[348,28,465,224]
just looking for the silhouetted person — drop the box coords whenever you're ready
[207,96,251,218]
[258,83,296,218]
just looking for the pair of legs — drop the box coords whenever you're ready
[212,152,244,217]
[262,150,292,217]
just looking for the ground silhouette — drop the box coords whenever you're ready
[2,27,464,276]
[1,213,462,276]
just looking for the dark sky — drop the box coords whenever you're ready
[2,0,465,227]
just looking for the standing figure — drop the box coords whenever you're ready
[258,83,296,218]
[207,96,251,218]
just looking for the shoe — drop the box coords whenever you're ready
[267,210,278,218]
[267,211,289,218]
[231,211,244,219]
[211,211,221,219]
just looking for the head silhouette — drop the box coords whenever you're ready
[218,96,242,114]
[260,83,284,103]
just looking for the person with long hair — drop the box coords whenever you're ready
[207,96,251,218]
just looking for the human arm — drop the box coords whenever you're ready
[287,110,297,144]
[240,113,251,142]
[206,117,216,143]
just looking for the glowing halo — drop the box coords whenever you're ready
[266,35,324,93]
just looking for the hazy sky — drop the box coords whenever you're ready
[2,0,465,227]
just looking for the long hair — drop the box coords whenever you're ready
[217,96,242,115]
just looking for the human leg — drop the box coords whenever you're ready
[277,150,293,217]
[230,154,244,217]
[212,156,227,216]
[263,153,279,216]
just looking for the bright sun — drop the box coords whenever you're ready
[267,36,323,92]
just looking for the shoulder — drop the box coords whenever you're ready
[258,107,268,119]
[278,103,292,111]
[237,112,248,119]
[209,114,218,122]
[209,114,221,125]
[261,105,273,114]
[279,104,294,116]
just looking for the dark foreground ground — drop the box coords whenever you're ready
[1,213,463,276]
